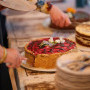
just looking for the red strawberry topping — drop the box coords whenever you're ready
[27,37,76,55]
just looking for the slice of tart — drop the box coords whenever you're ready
[25,37,76,69]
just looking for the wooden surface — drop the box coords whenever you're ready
[6,11,75,90]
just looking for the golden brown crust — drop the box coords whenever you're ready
[34,53,62,69]
[25,43,34,55]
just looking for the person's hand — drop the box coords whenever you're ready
[50,5,71,28]
[4,48,27,68]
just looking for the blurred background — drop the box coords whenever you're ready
[1,0,90,15]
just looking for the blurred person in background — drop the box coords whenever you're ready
[0,3,71,90]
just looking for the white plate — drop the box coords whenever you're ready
[68,34,90,52]
[21,52,56,72]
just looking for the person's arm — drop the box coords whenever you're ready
[0,45,26,68]
[40,3,71,28]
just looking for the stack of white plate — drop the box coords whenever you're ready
[55,52,90,90]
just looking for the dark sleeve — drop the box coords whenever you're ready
[0,13,3,45]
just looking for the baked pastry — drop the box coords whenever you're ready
[50,9,90,29]
[75,24,90,47]
[56,51,90,90]
[25,37,76,69]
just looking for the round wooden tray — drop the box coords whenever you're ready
[21,52,56,73]
[68,34,90,52]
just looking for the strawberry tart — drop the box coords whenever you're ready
[25,37,76,69]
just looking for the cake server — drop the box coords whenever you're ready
[0,0,47,11]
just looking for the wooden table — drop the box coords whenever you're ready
[6,11,75,90]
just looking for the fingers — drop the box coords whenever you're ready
[50,5,71,28]
[5,48,27,68]
[64,15,71,27]
[7,65,16,68]
[58,15,65,28]
[6,63,17,68]
[20,57,27,64]
[52,14,71,28]
[15,55,22,67]
[20,57,27,61]
[6,56,27,68]
[15,56,27,67]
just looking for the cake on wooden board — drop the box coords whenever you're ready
[75,23,90,47]
[25,37,76,69]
